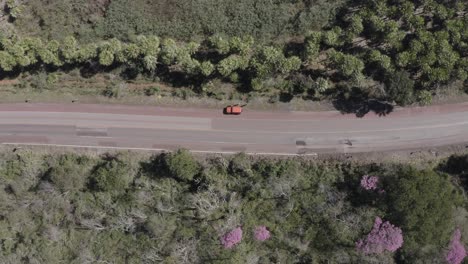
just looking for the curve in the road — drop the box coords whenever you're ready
[0,103,467,155]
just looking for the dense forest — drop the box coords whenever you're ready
[0,0,466,109]
[0,148,466,263]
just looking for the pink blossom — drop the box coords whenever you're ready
[220,227,243,249]
[356,217,403,254]
[254,226,271,241]
[446,229,467,264]
[360,175,379,190]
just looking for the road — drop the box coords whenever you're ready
[0,103,467,155]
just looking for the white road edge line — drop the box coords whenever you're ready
[1,142,318,157]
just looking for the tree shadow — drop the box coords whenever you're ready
[139,153,167,179]
[438,154,468,191]
[333,88,394,117]
[438,154,468,175]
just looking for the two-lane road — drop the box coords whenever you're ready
[0,103,467,155]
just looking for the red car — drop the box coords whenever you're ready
[224,104,243,115]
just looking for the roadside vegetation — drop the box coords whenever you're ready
[0,0,466,112]
[0,148,467,263]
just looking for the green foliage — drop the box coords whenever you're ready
[98,49,114,66]
[48,154,91,193]
[217,55,249,77]
[315,77,330,94]
[385,71,415,106]
[6,0,23,19]
[137,35,160,57]
[348,15,364,37]
[322,27,343,47]
[0,149,465,262]
[163,149,200,182]
[0,51,17,71]
[91,158,134,191]
[304,31,322,61]
[159,38,179,65]
[61,36,79,63]
[199,61,215,77]
[328,50,365,79]
[208,35,231,55]
[386,166,462,252]
[0,0,466,107]
[142,55,158,71]
[368,50,394,73]
[416,90,433,106]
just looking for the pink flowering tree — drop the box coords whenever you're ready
[254,226,271,241]
[220,227,243,249]
[356,217,403,254]
[446,229,467,264]
[360,175,379,190]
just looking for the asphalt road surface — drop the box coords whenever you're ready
[0,103,467,155]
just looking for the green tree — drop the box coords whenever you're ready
[208,35,230,55]
[315,77,330,94]
[395,51,414,67]
[91,159,134,192]
[328,50,365,79]
[5,0,22,19]
[76,43,98,63]
[345,15,364,41]
[199,61,215,77]
[229,36,254,55]
[143,55,158,71]
[98,49,115,66]
[322,27,343,47]
[385,70,414,106]
[250,46,299,79]
[217,55,248,77]
[383,20,405,50]
[163,149,200,182]
[38,40,62,66]
[386,166,462,253]
[304,31,322,61]
[18,37,42,65]
[98,40,121,66]
[60,36,79,63]
[137,35,160,57]
[0,51,17,71]
[48,154,91,193]
[124,43,141,60]
[159,38,179,65]
[280,56,302,74]
[368,50,394,73]
[416,90,433,106]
